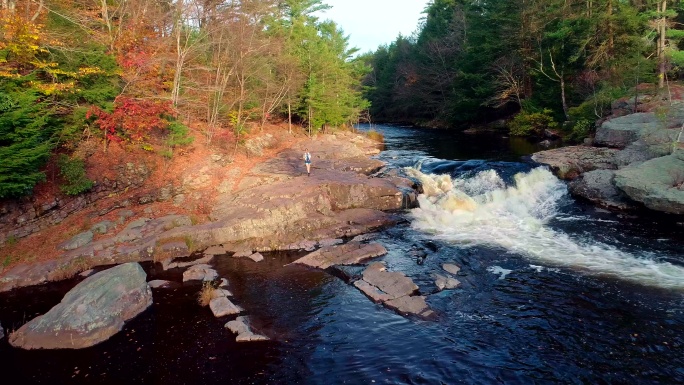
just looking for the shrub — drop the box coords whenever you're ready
[58,154,94,195]
[509,109,558,137]
[366,129,384,143]
[564,119,593,143]
[166,121,194,147]
[197,281,216,307]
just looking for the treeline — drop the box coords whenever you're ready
[363,0,683,130]
[0,0,368,198]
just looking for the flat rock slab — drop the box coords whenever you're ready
[58,231,94,251]
[353,262,432,318]
[361,262,418,299]
[293,242,387,269]
[225,316,270,342]
[9,263,152,349]
[354,279,393,302]
[385,296,433,318]
[148,279,179,289]
[204,245,227,256]
[209,297,242,317]
[183,264,219,282]
[91,220,115,235]
[210,289,233,299]
[442,263,461,275]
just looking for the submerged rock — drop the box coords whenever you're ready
[433,274,461,291]
[9,263,152,350]
[148,279,177,289]
[442,263,461,275]
[225,316,270,342]
[293,242,387,269]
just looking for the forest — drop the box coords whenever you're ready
[2,0,682,200]
[0,0,368,198]
[363,0,684,132]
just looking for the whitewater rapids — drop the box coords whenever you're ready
[406,166,684,290]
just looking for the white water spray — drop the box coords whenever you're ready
[406,167,684,290]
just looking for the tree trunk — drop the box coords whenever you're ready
[288,101,292,134]
[659,0,667,89]
[560,74,569,121]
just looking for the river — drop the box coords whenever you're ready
[1,124,683,384]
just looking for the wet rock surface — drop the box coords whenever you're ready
[225,316,270,342]
[532,146,619,180]
[293,242,388,269]
[353,262,433,318]
[9,263,152,350]
[209,297,242,318]
[568,170,636,210]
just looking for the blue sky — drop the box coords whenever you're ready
[318,0,430,54]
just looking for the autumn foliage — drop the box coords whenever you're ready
[87,97,176,143]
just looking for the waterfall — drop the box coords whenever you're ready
[406,167,684,290]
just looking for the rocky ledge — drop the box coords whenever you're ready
[0,132,419,292]
[533,102,684,214]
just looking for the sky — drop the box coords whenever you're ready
[317,0,430,54]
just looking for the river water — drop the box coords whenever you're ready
[1,124,683,384]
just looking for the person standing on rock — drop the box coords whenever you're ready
[303,148,312,176]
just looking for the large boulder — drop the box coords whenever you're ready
[9,263,152,349]
[532,146,619,180]
[614,155,684,214]
[568,170,636,210]
[595,113,660,148]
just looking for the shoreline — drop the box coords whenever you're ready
[0,130,419,293]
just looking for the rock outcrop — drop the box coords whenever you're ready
[531,146,618,180]
[568,170,636,210]
[9,263,152,350]
[353,262,433,318]
[0,132,419,292]
[614,155,684,214]
[533,104,684,215]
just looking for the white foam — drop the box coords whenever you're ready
[487,266,513,280]
[407,167,684,290]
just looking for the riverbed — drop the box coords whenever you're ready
[1,124,683,384]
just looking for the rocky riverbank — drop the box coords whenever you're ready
[1,130,451,349]
[533,100,684,215]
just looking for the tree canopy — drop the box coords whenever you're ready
[364,0,684,128]
[0,0,369,198]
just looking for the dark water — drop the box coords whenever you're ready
[1,124,683,384]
